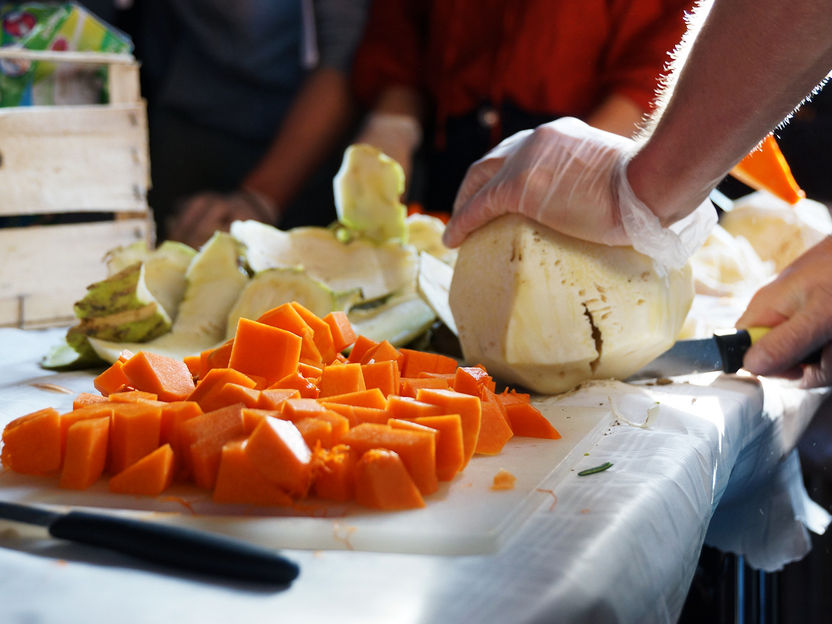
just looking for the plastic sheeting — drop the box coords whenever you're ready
[0,327,828,624]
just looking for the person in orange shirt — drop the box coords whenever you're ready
[351,0,696,214]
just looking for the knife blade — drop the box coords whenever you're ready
[627,326,821,381]
[0,500,299,584]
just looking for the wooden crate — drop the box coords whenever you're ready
[0,49,152,328]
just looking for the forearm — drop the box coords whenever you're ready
[629,0,832,225]
[243,68,356,211]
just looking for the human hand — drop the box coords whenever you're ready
[356,112,422,184]
[737,236,832,388]
[442,117,716,270]
[167,189,278,249]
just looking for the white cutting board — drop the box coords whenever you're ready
[0,387,610,555]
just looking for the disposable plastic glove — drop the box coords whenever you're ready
[442,117,716,270]
[167,189,278,249]
[737,236,832,388]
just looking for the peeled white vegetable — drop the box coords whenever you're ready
[449,215,694,394]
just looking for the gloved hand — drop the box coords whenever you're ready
[355,112,422,184]
[442,117,716,270]
[167,188,278,249]
[737,236,832,388]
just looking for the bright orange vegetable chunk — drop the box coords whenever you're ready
[290,302,336,364]
[59,417,109,490]
[415,388,481,468]
[322,311,356,353]
[354,449,425,510]
[361,360,401,397]
[343,423,437,495]
[504,403,561,439]
[318,362,366,398]
[475,389,514,455]
[399,348,458,377]
[187,367,257,412]
[108,444,174,496]
[1,408,62,475]
[414,414,465,481]
[93,361,130,396]
[213,438,293,506]
[122,351,196,402]
[313,444,356,502]
[244,418,312,497]
[229,317,302,384]
[179,403,246,489]
[108,402,163,475]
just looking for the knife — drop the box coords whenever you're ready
[628,327,821,381]
[0,500,299,584]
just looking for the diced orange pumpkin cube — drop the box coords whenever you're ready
[244,418,312,497]
[229,317,302,384]
[322,311,356,353]
[347,335,378,364]
[59,417,110,490]
[93,361,130,396]
[318,362,365,398]
[108,402,163,475]
[399,348,458,377]
[187,367,257,412]
[108,444,174,496]
[121,351,196,402]
[354,449,425,510]
[413,414,465,481]
[319,388,387,409]
[343,423,437,495]
[290,302,336,364]
[475,388,514,455]
[453,365,496,396]
[272,370,320,399]
[504,403,561,439]
[320,402,390,427]
[213,438,293,506]
[386,395,442,420]
[1,407,62,475]
[416,388,481,468]
[361,360,401,397]
[399,376,451,398]
[257,387,301,411]
[72,392,108,409]
[179,403,246,489]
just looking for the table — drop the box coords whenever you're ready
[0,327,828,623]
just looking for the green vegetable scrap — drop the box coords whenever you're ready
[577,462,613,477]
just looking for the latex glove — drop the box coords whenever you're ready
[355,112,422,184]
[737,236,832,388]
[443,117,716,270]
[167,188,277,249]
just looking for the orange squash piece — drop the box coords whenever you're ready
[453,365,496,396]
[730,134,805,204]
[244,418,312,497]
[257,387,301,410]
[93,361,130,396]
[159,401,203,478]
[179,403,246,489]
[59,417,110,490]
[273,370,320,399]
[183,354,203,379]
[107,389,163,405]
[416,388,482,468]
[257,303,323,364]
[241,408,280,434]
[281,397,329,422]
[475,388,514,455]
[386,395,442,420]
[343,423,437,495]
[322,310,356,353]
[73,392,108,409]
[360,340,404,366]
[59,403,114,459]
[318,362,366,398]
[504,403,561,439]
[213,438,293,506]
[313,444,356,502]
[290,302,337,364]
[295,417,333,449]
[347,335,378,363]
[204,339,234,372]
[399,348,458,377]
[187,367,257,412]
[354,449,425,510]
[229,317,302,384]
[108,402,163,475]
[108,444,174,496]
[399,376,451,398]
[413,414,465,481]
[210,382,262,409]
[320,402,390,427]
[361,360,401,397]
[319,388,387,409]
[121,351,196,402]
[1,407,62,475]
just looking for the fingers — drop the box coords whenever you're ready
[800,346,832,388]
[443,158,507,248]
[742,306,830,376]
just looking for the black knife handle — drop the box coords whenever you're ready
[49,511,299,584]
[715,328,823,374]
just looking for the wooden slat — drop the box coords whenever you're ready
[0,49,136,66]
[0,218,153,328]
[107,63,141,105]
[0,103,150,216]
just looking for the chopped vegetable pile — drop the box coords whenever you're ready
[2,302,560,511]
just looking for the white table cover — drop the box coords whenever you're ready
[0,327,828,623]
